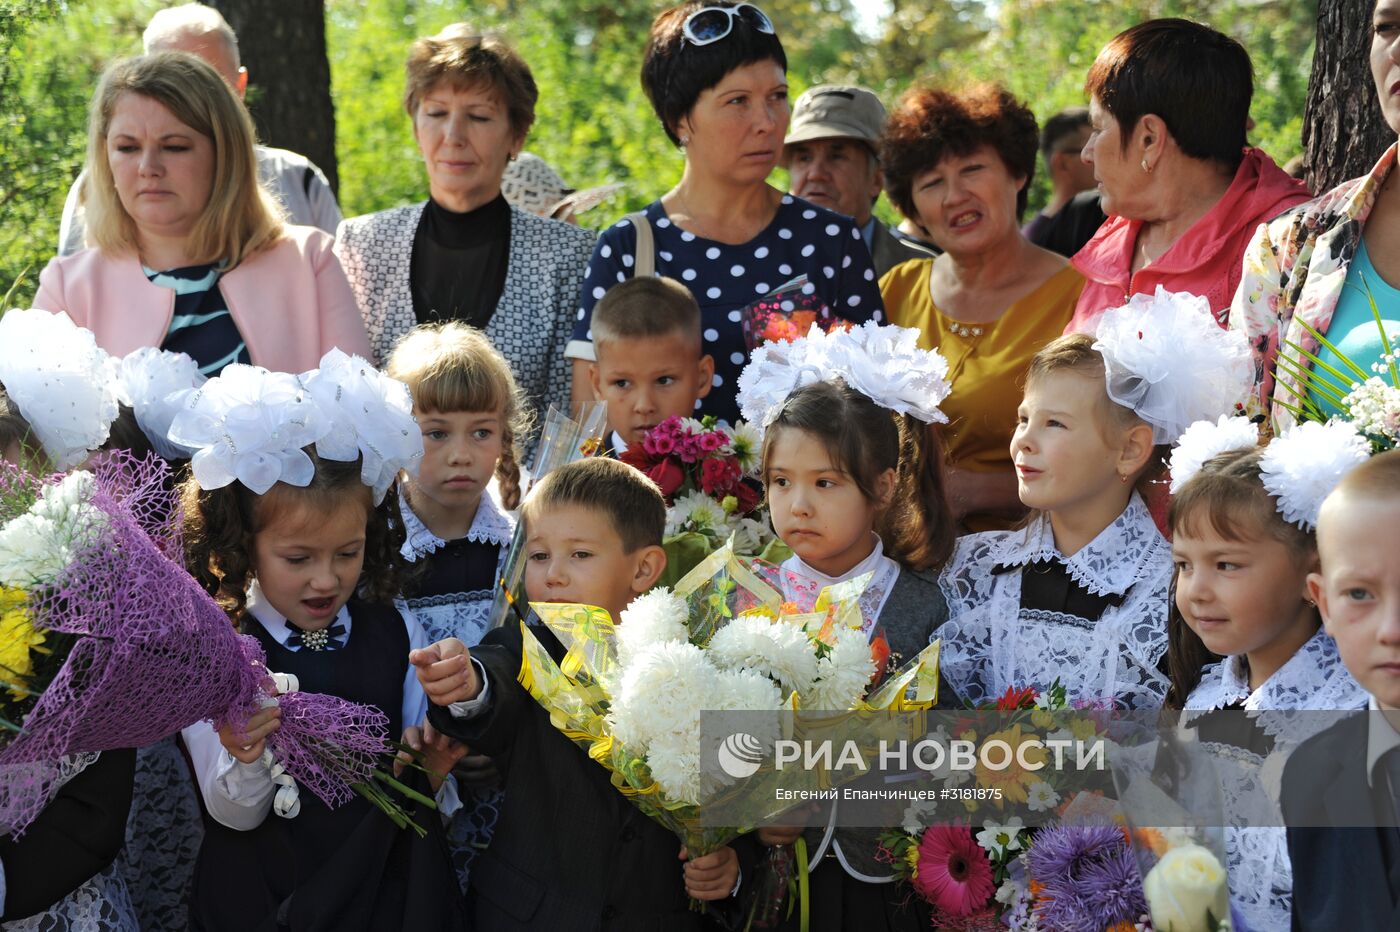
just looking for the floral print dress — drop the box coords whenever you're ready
[1231,145,1397,432]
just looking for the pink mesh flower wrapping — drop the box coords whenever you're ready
[0,454,391,836]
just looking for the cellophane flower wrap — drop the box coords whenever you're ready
[739,275,852,352]
[0,453,391,837]
[619,416,781,585]
[1113,730,1234,931]
[488,401,608,630]
[875,683,1147,930]
[1254,302,1400,529]
[515,542,942,861]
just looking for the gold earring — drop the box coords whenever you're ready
[1119,472,1129,484]
[1140,158,1153,174]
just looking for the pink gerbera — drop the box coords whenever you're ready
[912,826,996,918]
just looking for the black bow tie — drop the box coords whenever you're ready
[286,622,347,652]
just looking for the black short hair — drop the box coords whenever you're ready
[641,2,788,146]
[1085,18,1253,171]
[1039,107,1091,161]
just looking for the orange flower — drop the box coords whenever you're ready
[869,635,890,682]
[1132,827,1169,858]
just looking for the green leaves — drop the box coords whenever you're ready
[0,0,1319,301]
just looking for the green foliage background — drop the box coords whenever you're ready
[0,0,1318,305]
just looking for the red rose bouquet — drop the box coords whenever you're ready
[619,416,779,584]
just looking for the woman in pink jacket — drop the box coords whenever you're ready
[1067,19,1309,333]
[34,52,370,374]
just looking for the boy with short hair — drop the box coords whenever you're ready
[410,457,746,930]
[1285,450,1400,928]
[588,277,714,453]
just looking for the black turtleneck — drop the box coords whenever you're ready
[409,193,512,329]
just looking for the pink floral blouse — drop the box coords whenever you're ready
[1230,144,1397,432]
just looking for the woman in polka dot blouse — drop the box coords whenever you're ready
[567,2,883,424]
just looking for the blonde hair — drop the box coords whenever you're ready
[387,322,533,510]
[84,52,284,267]
[1025,333,1169,487]
[1330,448,1400,502]
[592,276,702,351]
[403,24,537,137]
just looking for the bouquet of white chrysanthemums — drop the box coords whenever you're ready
[519,542,941,863]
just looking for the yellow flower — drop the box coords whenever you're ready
[0,587,44,699]
[904,844,919,881]
[974,724,1047,805]
[1030,709,1054,729]
[1069,715,1100,742]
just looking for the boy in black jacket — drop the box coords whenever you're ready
[1286,451,1400,928]
[412,458,749,930]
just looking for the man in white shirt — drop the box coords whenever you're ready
[57,3,341,255]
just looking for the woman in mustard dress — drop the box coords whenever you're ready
[880,83,1084,531]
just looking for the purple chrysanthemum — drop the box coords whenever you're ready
[1027,823,1143,932]
[1026,822,1124,878]
[1076,845,1148,925]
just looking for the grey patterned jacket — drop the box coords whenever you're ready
[335,201,595,422]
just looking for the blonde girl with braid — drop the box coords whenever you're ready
[386,320,532,894]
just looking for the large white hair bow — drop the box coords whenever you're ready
[1167,415,1261,494]
[113,347,207,461]
[1092,287,1252,444]
[736,322,951,428]
[0,310,121,470]
[299,349,423,503]
[167,364,328,494]
[1260,421,1373,530]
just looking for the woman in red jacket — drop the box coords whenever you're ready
[1067,18,1309,333]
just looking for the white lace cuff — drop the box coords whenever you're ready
[448,658,492,719]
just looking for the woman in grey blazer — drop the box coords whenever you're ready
[336,25,594,420]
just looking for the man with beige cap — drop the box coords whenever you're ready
[783,84,934,277]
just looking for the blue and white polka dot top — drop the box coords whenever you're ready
[568,194,884,424]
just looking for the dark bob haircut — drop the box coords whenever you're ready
[880,82,1039,221]
[641,1,788,146]
[1084,18,1253,172]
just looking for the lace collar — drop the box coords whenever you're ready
[781,535,901,635]
[398,483,515,561]
[1186,628,1366,713]
[983,493,1166,597]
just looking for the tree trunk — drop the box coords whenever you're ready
[210,0,337,193]
[1303,0,1391,193]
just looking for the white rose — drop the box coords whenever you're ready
[1142,844,1229,931]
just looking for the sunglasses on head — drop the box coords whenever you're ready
[681,3,776,46]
